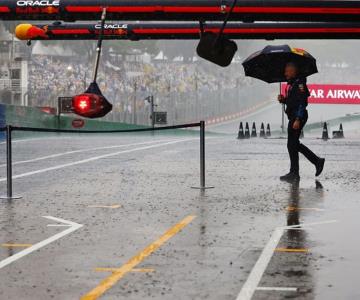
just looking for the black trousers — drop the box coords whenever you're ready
[287,113,319,173]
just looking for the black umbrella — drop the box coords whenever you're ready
[242,45,318,83]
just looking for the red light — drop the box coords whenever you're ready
[78,100,88,109]
[72,92,112,118]
[73,94,92,112]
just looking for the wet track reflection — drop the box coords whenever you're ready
[0,133,359,299]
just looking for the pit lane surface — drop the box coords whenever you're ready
[0,131,360,300]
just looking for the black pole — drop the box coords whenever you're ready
[200,120,205,188]
[92,7,107,82]
[57,97,61,129]
[6,125,12,198]
[151,95,155,129]
[191,121,214,189]
[191,120,214,190]
[1,125,22,200]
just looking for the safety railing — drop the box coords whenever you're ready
[0,121,213,200]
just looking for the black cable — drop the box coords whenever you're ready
[216,0,239,43]
[92,7,107,83]
[10,122,201,134]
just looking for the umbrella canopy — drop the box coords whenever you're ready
[242,45,318,83]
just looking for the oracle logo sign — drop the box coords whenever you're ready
[281,83,360,104]
[72,119,85,128]
[17,0,60,7]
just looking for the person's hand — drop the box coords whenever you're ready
[293,119,301,130]
[278,94,285,103]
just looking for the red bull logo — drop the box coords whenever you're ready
[15,24,48,39]
[291,47,308,56]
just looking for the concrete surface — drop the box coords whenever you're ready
[0,128,359,300]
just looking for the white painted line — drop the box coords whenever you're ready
[285,220,337,229]
[236,227,284,300]
[0,136,72,145]
[0,139,174,168]
[0,138,197,183]
[236,219,338,300]
[0,216,83,270]
[256,287,297,292]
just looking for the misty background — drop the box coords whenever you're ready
[1,21,360,127]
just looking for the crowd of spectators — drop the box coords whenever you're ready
[28,54,255,115]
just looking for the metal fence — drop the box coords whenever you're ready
[103,84,275,125]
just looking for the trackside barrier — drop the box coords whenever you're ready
[0,121,212,200]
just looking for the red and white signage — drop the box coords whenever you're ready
[281,83,360,104]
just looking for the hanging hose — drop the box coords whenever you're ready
[92,7,107,83]
[216,0,239,43]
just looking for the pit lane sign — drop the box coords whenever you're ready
[154,112,167,125]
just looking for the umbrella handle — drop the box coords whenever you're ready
[280,82,285,133]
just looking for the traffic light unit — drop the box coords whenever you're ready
[58,82,112,119]
[72,82,112,118]
[72,93,112,119]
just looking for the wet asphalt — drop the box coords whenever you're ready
[0,126,360,300]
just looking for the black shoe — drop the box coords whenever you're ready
[315,158,325,177]
[280,172,300,182]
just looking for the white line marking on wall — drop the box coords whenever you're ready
[0,216,83,270]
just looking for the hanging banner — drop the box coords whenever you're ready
[14,22,360,41]
[2,0,360,22]
[281,83,360,104]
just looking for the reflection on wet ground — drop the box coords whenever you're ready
[0,133,359,300]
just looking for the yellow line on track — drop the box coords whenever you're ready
[275,248,309,253]
[81,215,196,300]
[88,205,122,209]
[94,267,155,273]
[286,206,324,212]
[1,243,32,248]
[131,268,155,273]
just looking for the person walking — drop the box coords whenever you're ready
[278,62,325,181]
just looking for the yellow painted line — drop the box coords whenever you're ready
[88,205,122,209]
[131,268,155,273]
[286,206,324,212]
[94,267,155,273]
[275,248,309,253]
[1,243,32,248]
[81,215,196,300]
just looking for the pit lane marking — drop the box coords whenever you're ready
[88,204,122,209]
[0,139,174,168]
[286,206,324,212]
[81,215,196,300]
[256,287,297,292]
[275,248,309,253]
[236,219,337,300]
[0,138,197,183]
[0,136,72,145]
[1,243,32,248]
[0,216,83,270]
[95,267,155,273]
